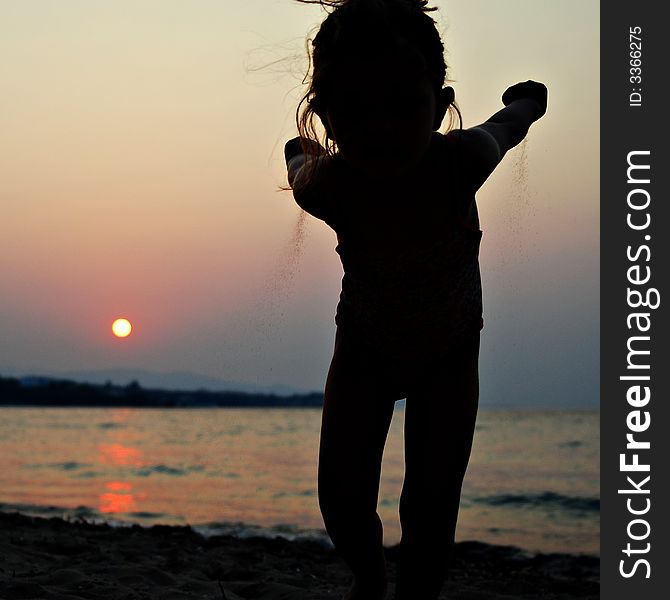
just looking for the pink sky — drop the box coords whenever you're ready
[0,1,599,406]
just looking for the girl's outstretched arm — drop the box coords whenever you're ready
[477,80,547,158]
[453,80,547,192]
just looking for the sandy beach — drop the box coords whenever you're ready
[0,511,597,599]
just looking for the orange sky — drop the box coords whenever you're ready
[0,1,599,406]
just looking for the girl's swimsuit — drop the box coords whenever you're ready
[292,132,483,394]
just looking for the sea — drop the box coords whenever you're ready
[0,406,599,556]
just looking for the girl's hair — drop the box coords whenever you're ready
[295,0,461,160]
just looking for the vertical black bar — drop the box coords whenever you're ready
[602,1,669,598]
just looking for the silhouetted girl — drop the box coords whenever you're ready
[284,1,547,598]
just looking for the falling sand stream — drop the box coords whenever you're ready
[508,138,532,256]
[244,209,309,385]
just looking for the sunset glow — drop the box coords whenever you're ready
[112,318,132,338]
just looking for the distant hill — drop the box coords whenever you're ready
[0,374,323,408]
[0,367,311,397]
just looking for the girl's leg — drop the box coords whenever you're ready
[395,335,480,600]
[318,329,397,600]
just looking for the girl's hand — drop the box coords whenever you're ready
[502,80,547,116]
[284,136,325,164]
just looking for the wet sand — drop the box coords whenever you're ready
[0,511,598,599]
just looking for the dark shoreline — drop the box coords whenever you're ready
[1,375,601,410]
[1,511,598,599]
[0,374,324,408]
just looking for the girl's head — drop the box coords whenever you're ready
[296,0,459,179]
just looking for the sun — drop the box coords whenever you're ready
[112,318,132,338]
